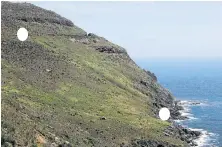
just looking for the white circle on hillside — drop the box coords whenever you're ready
[17,28,28,41]
[159,107,170,121]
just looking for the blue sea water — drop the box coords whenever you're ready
[137,58,222,147]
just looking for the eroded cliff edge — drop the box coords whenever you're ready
[1,2,200,147]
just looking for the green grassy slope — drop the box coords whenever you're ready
[1,2,187,147]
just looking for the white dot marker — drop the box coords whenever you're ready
[159,107,170,121]
[17,27,28,41]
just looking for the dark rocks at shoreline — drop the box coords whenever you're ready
[167,100,202,146]
[163,102,201,146]
[177,100,201,106]
[170,100,202,120]
[164,123,201,146]
[191,102,201,105]
[170,100,188,120]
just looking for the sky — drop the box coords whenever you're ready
[31,1,222,61]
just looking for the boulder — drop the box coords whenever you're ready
[100,116,106,120]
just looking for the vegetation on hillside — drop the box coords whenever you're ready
[1,2,197,147]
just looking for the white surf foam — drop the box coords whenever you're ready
[190,128,218,147]
[175,100,218,146]
[177,100,200,121]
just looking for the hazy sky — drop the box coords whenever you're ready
[31,2,222,60]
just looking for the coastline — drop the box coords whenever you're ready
[175,100,217,147]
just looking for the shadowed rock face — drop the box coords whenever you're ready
[145,70,158,82]
[1,2,200,147]
[95,46,126,54]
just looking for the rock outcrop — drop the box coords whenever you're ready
[164,123,201,146]
[2,2,74,26]
[144,69,158,82]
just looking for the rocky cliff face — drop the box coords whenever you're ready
[1,2,200,147]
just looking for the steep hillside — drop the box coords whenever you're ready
[1,2,199,147]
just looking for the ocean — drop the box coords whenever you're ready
[137,58,222,147]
